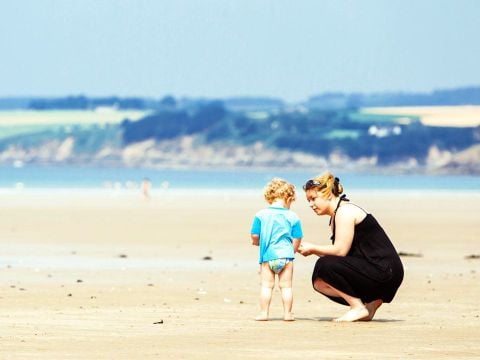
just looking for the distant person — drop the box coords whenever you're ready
[141,177,152,200]
[250,178,303,321]
[298,172,404,322]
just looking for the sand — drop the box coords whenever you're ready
[1,190,479,359]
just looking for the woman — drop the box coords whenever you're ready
[298,172,404,322]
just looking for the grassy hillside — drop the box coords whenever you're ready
[0,109,149,126]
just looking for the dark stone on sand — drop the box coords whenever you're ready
[153,320,164,324]
[147,283,154,286]
[118,254,128,258]
[398,251,423,257]
[77,279,83,283]
[202,256,212,260]
[465,254,480,259]
[67,293,72,297]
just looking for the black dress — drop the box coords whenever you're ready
[311,196,404,305]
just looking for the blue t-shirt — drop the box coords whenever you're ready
[251,206,303,263]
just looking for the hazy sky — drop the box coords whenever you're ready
[1,0,479,101]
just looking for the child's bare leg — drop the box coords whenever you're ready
[256,262,275,321]
[278,261,294,321]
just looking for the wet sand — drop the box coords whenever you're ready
[1,190,479,359]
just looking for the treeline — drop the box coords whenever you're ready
[0,86,477,111]
[121,101,479,164]
[28,95,176,110]
[26,95,284,112]
[307,87,480,109]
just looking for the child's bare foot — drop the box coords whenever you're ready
[283,313,295,321]
[255,312,269,321]
[333,306,369,322]
[360,299,383,321]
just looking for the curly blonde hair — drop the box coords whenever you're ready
[263,178,296,204]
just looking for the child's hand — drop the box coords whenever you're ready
[251,235,259,246]
[297,242,314,256]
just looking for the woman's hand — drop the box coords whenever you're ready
[297,241,316,256]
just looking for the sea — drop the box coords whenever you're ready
[0,164,479,194]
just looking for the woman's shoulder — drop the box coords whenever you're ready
[336,202,367,223]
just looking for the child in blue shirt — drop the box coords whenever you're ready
[251,178,303,321]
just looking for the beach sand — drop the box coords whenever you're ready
[1,190,479,359]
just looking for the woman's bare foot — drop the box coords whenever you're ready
[283,313,295,321]
[360,299,383,321]
[255,312,269,321]
[333,306,369,322]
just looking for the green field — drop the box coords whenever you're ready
[350,110,420,125]
[0,109,149,126]
[0,109,150,140]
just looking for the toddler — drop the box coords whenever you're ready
[251,178,303,321]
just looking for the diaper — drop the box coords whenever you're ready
[268,258,291,274]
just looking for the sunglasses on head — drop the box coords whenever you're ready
[303,179,327,191]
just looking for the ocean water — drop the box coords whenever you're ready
[0,165,479,192]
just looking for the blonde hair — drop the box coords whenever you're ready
[306,171,344,198]
[263,178,296,204]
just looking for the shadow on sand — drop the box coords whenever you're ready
[294,316,404,323]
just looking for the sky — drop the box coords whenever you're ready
[1,0,479,102]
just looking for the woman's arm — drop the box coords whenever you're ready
[251,234,259,246]
[298,207,355,257]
